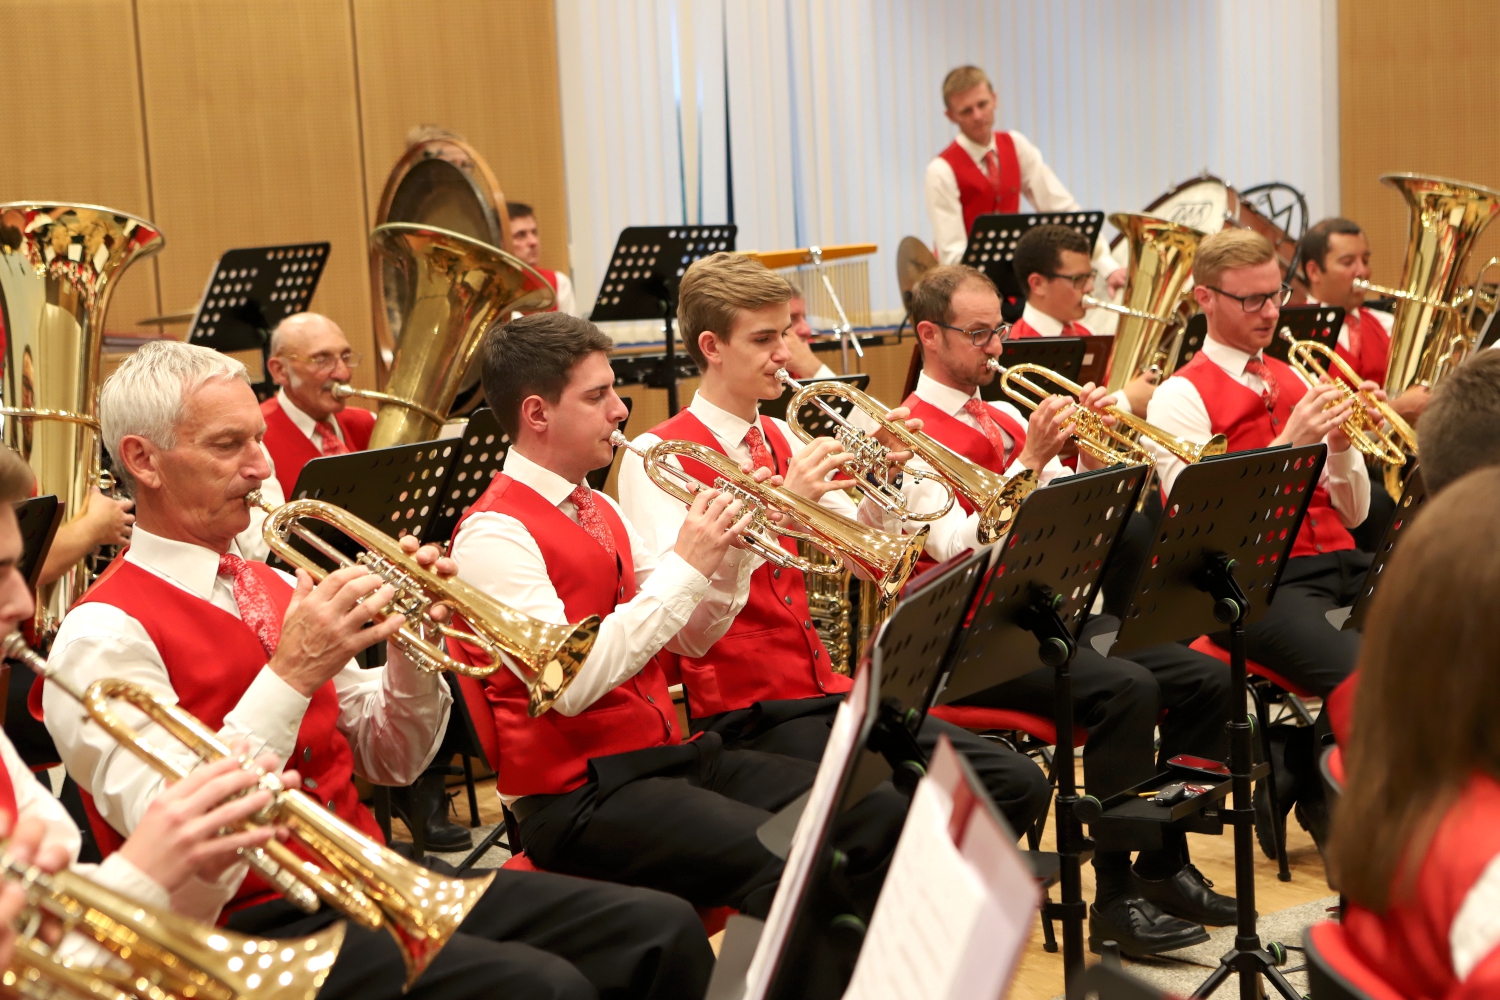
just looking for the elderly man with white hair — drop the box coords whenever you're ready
[43,341,715,1000]
[260,312,376,496]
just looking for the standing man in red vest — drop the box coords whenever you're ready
[617,252,1054,843]
[260,313,375,496]
[44,341,721,1000]
[1148,229,1375,851]
[507,202,576,317]
[901,264,1235,954]
[925,65,1126,293]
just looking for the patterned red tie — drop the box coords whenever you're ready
[984,149,1002,198]
[313,420,348,456]
[1243,355,1281,413]
[963,397,1014,467]
[743,425,776,473]
[567,485,617,559]
[218,553,281,656]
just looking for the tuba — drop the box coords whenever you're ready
[0,205,164,636]
[336,224,554,449]
[611,433,927,603]
[1103,213,1203,392]
[6,633,491,989]
[1365,174,1500,397]
[248,491,594,715]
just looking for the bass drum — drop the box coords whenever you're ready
[370,137,511,417]
[1113,174,1239,246]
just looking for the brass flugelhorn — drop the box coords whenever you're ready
[6,633,491,989]
[1080,294,1178,327]
[0,844,344,1000]
[776,370,1037,544]
[247,491,594,716]
[611,432,927,602]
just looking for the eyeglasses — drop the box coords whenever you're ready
[1204,284,1292,313]
[283,350,362,374]
[1042,270,1095,290]
[937,322,1012,347]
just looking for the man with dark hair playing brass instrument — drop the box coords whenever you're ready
[43,340,720,1000]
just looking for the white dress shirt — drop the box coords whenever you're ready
[450,446,753,723]
[277,388,344,448]
[553,271,577,318]
[44,527,451,868]
[1310,299,1395,354]
[1146,336,1370,525]
[925,130,1120,272]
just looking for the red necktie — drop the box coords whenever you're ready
[963,398,1014,467]
[984,149,1002,197]
[743,425,776,473]
[567,485,617,559]
[218,553,281,656]
[313,420,347,456]
[1345,311,1363,359]
[1242,356,1281,413]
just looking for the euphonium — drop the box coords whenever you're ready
[1103,213,1203,392]
[0,205,164,637]
[340,224,555,448]
[610,432,926,603]
[247,491,594,715]
[5,634,492,989]
[776,370,1037,544]
[0,847,344,1000]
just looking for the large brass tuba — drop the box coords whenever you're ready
[248,491,594,715]
[1103,213,1203,392]
[1367,174,1500,397]
[6,634,493,989]
[0,205,164,635]
[337,224,554,449]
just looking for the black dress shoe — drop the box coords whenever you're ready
[1088,897,1209,958]
[1296,798,1329,855]
[393,771,473,853]
[1254,780,1286,862]
[1131,863,1243,926]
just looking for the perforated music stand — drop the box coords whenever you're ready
[1265,304,1344,365]
[759,373,868,425]
[15,495,62,591]
[962,212,1105,321]
[1331,465,1426,632]
[589,226,737,415]
[981,337,1088,406]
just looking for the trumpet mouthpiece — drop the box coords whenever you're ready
[775,368,798,386]
[609,431,629,448]
[330,382,355,399]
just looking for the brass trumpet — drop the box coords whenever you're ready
[776,370,1037,544]
[611,432,926,602]
[7,633,490,989]
[1080,294,1178,327]
[248,491,594,716]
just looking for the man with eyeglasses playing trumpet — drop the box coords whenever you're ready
[897,264,1235,957]
[43,341,720,1000]
[1147,229,1375,854]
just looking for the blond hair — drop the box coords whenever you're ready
[1193,229,1276,288]
[677,253,793,371]
[942,66,993,108]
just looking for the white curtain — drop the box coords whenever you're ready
[557,0,1340,321]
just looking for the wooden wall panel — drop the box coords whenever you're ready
[352,0,572,275]
[134,0,377,386]
[1339,0,1500,287]
[0,0,162,334]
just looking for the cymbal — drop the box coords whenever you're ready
[137,310,196,326]
[746,243,877,270]
[897,237,937,302]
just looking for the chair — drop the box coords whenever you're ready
[1304,923,1407,1000]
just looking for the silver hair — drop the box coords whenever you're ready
[99,341,249,491]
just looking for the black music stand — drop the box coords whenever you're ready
[1329,466,1426,632]
[589,226,737,415]
[1101,444,1327,1000]
[15,496,62,591]
[187,243,331,397]
[982,337,1088,405]
[962,212,1105,321]
[1265,305,1343,364]
[935,463,1148,986]
[760,373,868,425]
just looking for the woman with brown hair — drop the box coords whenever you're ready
[1328,465,1500,997]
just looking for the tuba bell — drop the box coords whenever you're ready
[0,205,164,637]
[1103,213,1203,392]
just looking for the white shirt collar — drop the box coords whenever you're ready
[1020,301,1066,337]
[688,392,759,449]
[1202,335,1263,377]
[954,130,997,165]
[276,389,332,440]
[501,447,583,507]
[915,369,981,417]
[125,526,245,601]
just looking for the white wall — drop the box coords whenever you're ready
[556,0,1340,321]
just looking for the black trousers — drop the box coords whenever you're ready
[516,734,827,919]
[694,695,1052,837]
[227,865,713,1000]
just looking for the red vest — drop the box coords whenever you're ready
[902,393,1027,495]
[939,132,1022,236]
[260,397,376,497]
[1173,351,1355,558]
[447,475,679,797]
[520,268,562,314]
[0,746,17,827]
[1009,316,1093,339]
[74,559,381,913]
[1333,308,1392,388]
[651,412,849,718]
